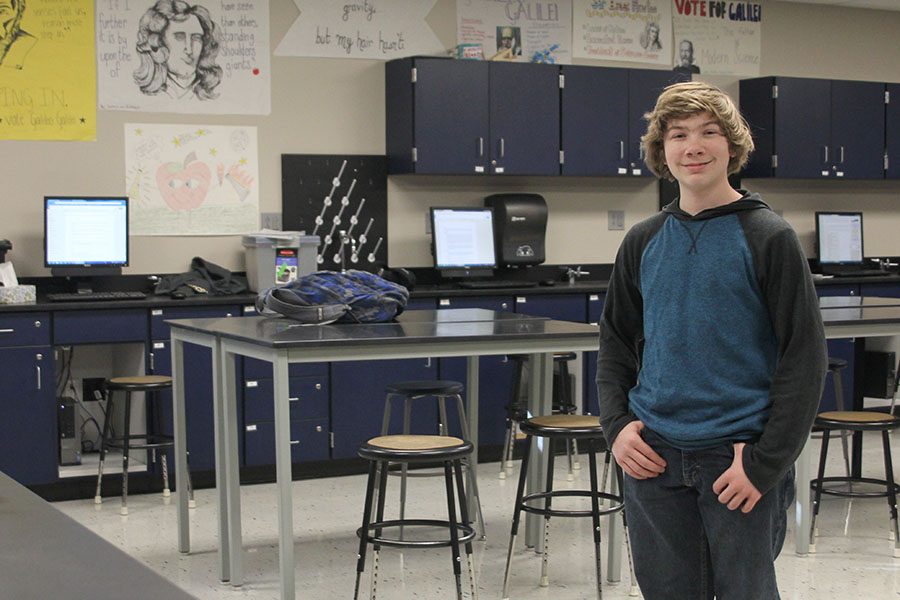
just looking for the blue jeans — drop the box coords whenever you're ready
[622,428,794,600]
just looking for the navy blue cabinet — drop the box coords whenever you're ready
[561,67,687,177]
[54,309,148,344]
[386,57,560,175]
[888,83,900,180]
[149,305,240,472]
[436,295,516,447]
[0,312,55,485]
[740,77,885,179]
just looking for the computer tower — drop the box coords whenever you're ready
[863,351,896,399]
[58,396,82,466]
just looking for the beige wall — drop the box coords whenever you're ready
[2,0,899,276]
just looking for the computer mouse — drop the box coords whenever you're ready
[539,279,556,287]
[170,291,187,300]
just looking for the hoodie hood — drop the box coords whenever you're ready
[662,190,770,221]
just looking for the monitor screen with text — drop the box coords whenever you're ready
[44,197,129,267]
[430,208,497,270]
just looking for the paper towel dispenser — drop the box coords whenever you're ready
[484,193,547,267]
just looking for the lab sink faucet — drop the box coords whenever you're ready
[566,266,590,285]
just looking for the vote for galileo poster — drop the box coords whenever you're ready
[0,0,96,141]
[672,0,762,77]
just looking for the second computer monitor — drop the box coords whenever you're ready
[430,207,497,278]
[816,211,864,265]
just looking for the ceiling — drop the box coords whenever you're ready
[781,0,900,11]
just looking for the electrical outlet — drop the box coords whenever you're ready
[260,212,282,230]
[608,210,625,231]
[82,377,106,401]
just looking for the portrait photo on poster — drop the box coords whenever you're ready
[0,0,38,70]
[674,39,701,74]
[133,0,222,101]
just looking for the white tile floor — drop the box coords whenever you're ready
[56,432,900,599]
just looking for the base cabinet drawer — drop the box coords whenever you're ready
[244,419,329,466]
[243,377,329,422]
[55,309,148,344]
[0,313,50,347]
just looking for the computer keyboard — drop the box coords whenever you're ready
[457,280,538,290]
[46,291,148,302]
[821,269,890,278]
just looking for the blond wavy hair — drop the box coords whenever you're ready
[641,81,754,180]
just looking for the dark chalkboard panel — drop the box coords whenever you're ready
[281,154,388,272]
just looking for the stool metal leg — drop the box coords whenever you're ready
[881,430,900,556]
[399,397,412,536]
[540,437,557,587]
[453,394,485,539]
[94,389,115,505]
[442,461,464,600]
[810,429,831,552]
[438,396,449,436]
[599,450,612,506]
[615,465,639,597]
[453,459,478,600]
[354,461,379,600]
[120,391,133,516]
[502,435,533,600]
[161,453,171,498]
[832,369,852,482]
[499,421,513,479]
[369,459,390,600]
[587,439,603,599]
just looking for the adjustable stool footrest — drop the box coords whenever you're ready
[104,433,174,451]
[357,519,476,549]
[810,476,900,498]
[520,489,624,518]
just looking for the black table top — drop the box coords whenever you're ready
[0,472,196,599]
[167,308,600,349]
[820,304,900,326]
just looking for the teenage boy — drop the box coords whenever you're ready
[597,81,827,599]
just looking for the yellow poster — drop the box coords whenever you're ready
[0,0,96,141]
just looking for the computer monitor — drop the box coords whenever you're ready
[429,207,497,279]
[44,196,130,291]
[815,212,864,265]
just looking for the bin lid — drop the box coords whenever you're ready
[242,231,319,248]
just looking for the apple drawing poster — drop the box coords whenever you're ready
[125,123,259,235]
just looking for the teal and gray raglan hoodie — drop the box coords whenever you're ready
[596,192,827,494]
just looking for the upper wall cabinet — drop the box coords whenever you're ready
[887,84,900,180]
[740,76,886,179]
[560,67,688,177]
[386,57,560,175]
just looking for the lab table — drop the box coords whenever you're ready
[168,308,599,599]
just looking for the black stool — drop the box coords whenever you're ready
[500,353,584,481]
[501,415,636,600]
[818,357,852,479]
[382,380,483,537]
[809,410,900,557]
[354,435,478,600]
[93,375,193,515]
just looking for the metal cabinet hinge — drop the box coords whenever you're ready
[412,147,417,163]
[772,155,778,168]
[411,67,417,83]
[559,74,564,89]
[329,432,335,449]
[772,85,778,99]
[559,150,564,165]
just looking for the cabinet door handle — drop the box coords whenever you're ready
[478,137,484,157]
[619,140,624,160]
[499,137,505,158]
[638,145,645,161]
[839,146,845,164]
[0,328,14,334]
[290,440,300,446]
[425,357,432,368]
[289,397,299,402]
[823,145,829,163]
[36,365,41,390]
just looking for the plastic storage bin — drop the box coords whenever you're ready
[243,232,319,292]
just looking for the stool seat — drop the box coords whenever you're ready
[816,411,900,430]
[385,380,464,396]
[827,357,848,370]
[107,375,173,391]
[359,435,472,463]
[522,415,603,438]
